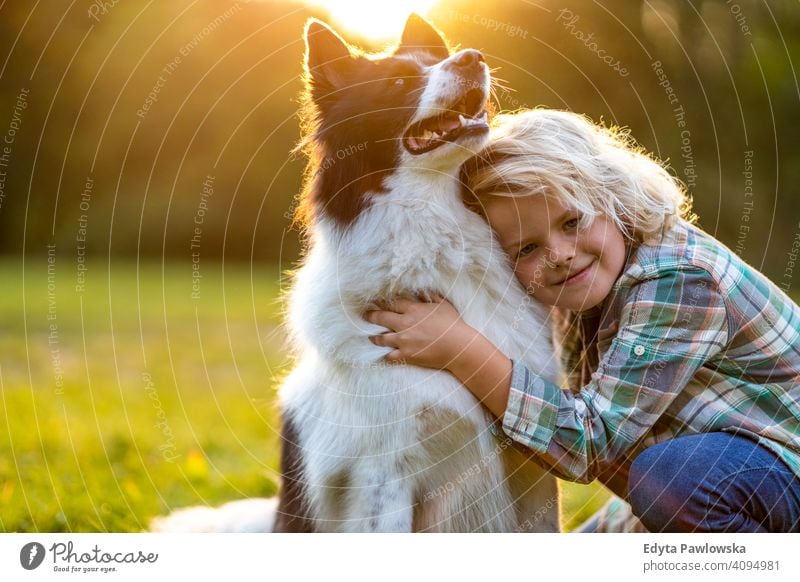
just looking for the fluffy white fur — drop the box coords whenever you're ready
[151,498,277,533]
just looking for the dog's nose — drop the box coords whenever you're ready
[452,49,485,68]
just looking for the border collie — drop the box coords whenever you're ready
[153,14,560,533]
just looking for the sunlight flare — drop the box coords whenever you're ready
[307,0,440,42]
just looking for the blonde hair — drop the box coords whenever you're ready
[460,109,696,243]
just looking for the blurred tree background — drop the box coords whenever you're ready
[0,0,797,277]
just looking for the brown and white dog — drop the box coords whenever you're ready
[153,14,560,533]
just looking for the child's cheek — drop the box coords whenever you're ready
[515,262,545,295]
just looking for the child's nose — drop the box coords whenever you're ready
[548,241,576,265]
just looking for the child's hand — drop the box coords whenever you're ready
[364,295,476,370]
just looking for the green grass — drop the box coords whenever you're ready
[0,258,606,532]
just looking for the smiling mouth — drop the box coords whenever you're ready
[403,88,489,155]
[555,261,594,285]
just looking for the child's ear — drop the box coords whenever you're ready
[396,13,449,59]
[303,18,359,101]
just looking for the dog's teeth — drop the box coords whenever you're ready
[459,113,483,127]
[422,129,433,141]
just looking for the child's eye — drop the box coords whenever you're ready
[518,243,537,258]
[564,217,580,230]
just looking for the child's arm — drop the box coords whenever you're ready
[364,295,514,418]
[365,268,730,483]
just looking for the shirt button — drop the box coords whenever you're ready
[633,345,645,356]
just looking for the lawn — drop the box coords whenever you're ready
[0,258,608,532]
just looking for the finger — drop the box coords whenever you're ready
[365,310,405,331]
[415,291,442,303]
[384,297,415,313]
[369,332,400,348]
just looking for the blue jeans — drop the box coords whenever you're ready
[627,432,800,532]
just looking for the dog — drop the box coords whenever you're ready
[153,14,561,533]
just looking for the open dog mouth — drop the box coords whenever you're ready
[403,88,489,155]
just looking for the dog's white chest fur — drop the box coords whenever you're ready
[280,171,561,532]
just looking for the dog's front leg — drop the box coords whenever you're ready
[343,462,414,532]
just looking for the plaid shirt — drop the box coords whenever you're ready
[497,219,800,493]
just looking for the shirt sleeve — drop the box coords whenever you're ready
[500,267,730,483]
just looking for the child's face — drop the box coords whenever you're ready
[485,193,627,311]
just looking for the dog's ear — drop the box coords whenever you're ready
[304,18,358,100]
[396,13,449,59]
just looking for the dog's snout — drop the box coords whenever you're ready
[450,49,485,70]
